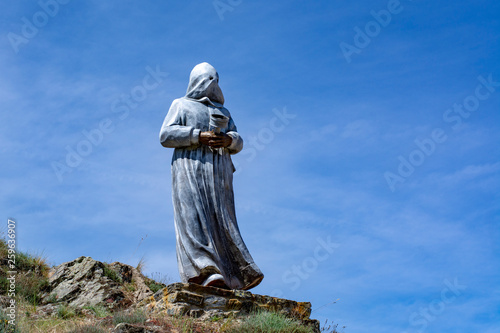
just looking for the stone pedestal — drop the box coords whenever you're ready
[140,283,319,331]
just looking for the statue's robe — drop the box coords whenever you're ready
[160,94,263,290]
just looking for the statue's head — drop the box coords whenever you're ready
[186,62,225,105]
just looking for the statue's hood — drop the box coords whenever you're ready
[185,62,225,105]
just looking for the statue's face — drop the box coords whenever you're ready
[205,74,222,101]
[187,63,224,104]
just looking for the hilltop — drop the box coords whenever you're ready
[0,237,342,333]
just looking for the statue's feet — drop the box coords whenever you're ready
[242,274,264,290]
[202,274,229,289]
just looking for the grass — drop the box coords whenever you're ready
[0,233,343,333]
[57,304,76,319]
[136,256,146,274]
[124,281,136,292]
[320,320,346,333]
[224,311,316,333]
[0,233,50,307]
[210,315,222,322]
[168,315,221,333]
[10,297,335,333]
[46,293,58,304]
[144,271,171,293]
[102,264,122,284]
[112,309,147,325]
[17,272,49,306]
[1,308,20,333]
[81,305,111,318]
[146,279,164,293]
[68,325,108,333]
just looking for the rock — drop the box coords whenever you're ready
[113,323,161,333]
[109,262,154,303]
[141,282,319,330]
[32,304,59,318]
[32,257,319,331]
[41,256,153,310]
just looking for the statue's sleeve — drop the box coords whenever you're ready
[226,117,243,154]
[159,99,201,148]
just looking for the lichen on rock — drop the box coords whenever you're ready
[41,256,155,310]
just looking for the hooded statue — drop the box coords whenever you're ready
[159,62,263,290]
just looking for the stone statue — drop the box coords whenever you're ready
[159,62,264,290]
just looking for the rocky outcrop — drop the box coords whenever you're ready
[41,256,156,310]
[32,257,319,332]
[108,261,155,303]
[140,282,320,332]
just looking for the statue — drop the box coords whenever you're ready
[159,62,264,290]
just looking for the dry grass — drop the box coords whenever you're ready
[136,255,146,274]
[13,304,228,333]
[0,234,51,308]
[0,233,341,333]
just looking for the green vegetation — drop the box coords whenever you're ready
[124,281,136,292]
[0,233,50,306]
[102,264,121,283]
[144,271,171,294]
[82,305,111,318]
[210,315,222,322]
[57,304,76,319]
[112,309,147,325]
[1,308,20,333]
[0,234,343,333]
[46,293,58,304]
[225,311,315,333]
[68,325,107,333]
[146,279,164,293]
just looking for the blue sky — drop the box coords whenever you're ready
[1,0,499,332]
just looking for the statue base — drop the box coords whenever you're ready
[140,282,319,332]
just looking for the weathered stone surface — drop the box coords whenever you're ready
[41,256,154,310]
[30,304,59,319]
[109,261,154,303]
[113,322,161,333]
[140,282,319,330]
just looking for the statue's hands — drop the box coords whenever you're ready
[199,131,232,148]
